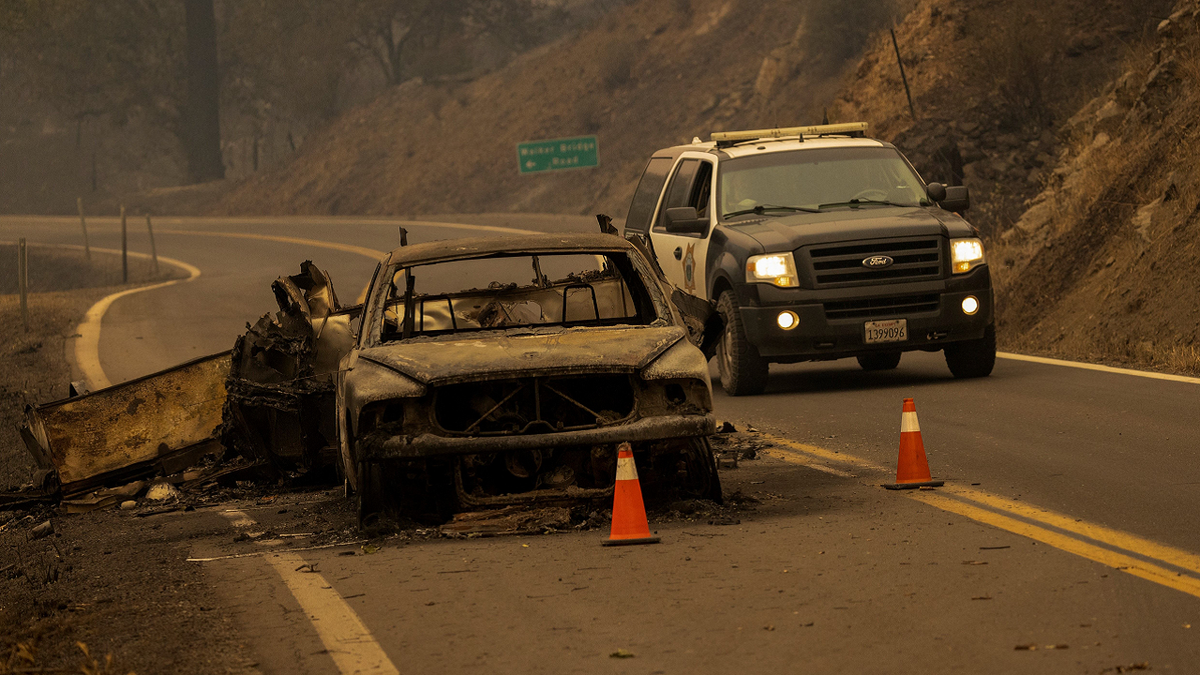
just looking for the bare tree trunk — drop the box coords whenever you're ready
[183,0,224,183]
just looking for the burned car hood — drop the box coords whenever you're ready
[358,325,687,385]
[732,206,972,251]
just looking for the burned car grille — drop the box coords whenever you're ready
[804,238,943,287]
[432,375,636,436]
[823,294,940,320]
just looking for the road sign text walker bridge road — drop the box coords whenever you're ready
[517,136,599,174]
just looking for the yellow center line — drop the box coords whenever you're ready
[155,228,388,261]
[910,491,1200,600]
[757,432,1200,598]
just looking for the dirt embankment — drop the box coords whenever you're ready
[990,0,1200,374]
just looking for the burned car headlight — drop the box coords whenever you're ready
[950,238,985,274]
[746,252,799,287]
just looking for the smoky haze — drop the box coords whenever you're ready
[0,0,899,215]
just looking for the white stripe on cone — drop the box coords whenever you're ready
[901,411,920,433]
[616,455,639,481]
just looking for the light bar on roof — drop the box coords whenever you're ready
[711,122,869,143]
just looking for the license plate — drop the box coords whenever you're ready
[864,319,907,344]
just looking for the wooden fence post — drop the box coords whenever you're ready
[120,205,128,283]
[77,197,91,261]
[146,214,159,274]
[18,237,29,332]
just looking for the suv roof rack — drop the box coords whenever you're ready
[710,122,869,148]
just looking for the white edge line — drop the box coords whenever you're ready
[268,551,401,675]
[998,351,1200,385]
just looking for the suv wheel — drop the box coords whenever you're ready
[716,291,769,396]
[944,324,997,378]
[857,352,902,371]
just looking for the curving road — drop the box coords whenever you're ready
[3,214,1198,673]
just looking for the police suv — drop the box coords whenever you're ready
[623,122,995,396]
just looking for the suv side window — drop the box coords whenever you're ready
[625,157,673,234]
[690,161,712,217]
[653,159,700,231]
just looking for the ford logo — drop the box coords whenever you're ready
[862,255,894,269]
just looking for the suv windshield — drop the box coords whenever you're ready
[719,147,927,218]
[377,252,658,341]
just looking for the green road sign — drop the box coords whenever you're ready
[517,136,598,174]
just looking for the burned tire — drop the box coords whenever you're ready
[716,291,769,396]
[357,458,457,528]
[857,352,902,371]
[944,324,997,378]
[682,437,723,504]
[356,460,386,528]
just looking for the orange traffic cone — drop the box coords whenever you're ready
[602,442,661,546]
[883,398,944,490]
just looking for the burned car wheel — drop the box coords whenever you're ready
[357,457,458,528]
[681,437,723,504]
[356,460,386,528]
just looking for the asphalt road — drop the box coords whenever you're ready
[3,214,1198,673]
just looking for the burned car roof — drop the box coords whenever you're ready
[384,233,636,266]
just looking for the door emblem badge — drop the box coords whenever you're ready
[683,243,697,293]
[862,255,894,269]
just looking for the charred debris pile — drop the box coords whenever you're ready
[3,235,743,524]
[6,262,358,516]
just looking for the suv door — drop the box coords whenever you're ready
[649,156,715,300]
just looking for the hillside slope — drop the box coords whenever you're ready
[991,0,1200,374]
[214,0,894,217]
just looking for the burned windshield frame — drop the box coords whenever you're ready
[370,251,661,343]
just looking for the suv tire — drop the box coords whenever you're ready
[944,324,996,378]
[716,291,769,396]
[857,352,902,371]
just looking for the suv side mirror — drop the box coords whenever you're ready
[939,185,970,212]
[664,206,708,234]
[926,182,947,202]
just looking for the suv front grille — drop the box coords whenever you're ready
[805,238,942,287]
[823,294,939,320]
[432,375,635,436]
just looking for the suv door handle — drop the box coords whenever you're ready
[673,247,683,260]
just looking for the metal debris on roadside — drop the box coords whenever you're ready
[609,649,635,659]
[29,520,53,540]
[440,506,571,536]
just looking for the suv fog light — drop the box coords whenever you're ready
[777,311,799,330]
[961,296,979,315]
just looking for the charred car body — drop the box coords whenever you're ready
[338,233,720,524]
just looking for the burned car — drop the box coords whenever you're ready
[338,233,720,524]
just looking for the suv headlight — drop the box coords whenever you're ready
[950,238,985,274]
[746,252,799,287]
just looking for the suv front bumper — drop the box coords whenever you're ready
[738,266,993,361]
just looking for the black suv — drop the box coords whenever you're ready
[622,123,994,395]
